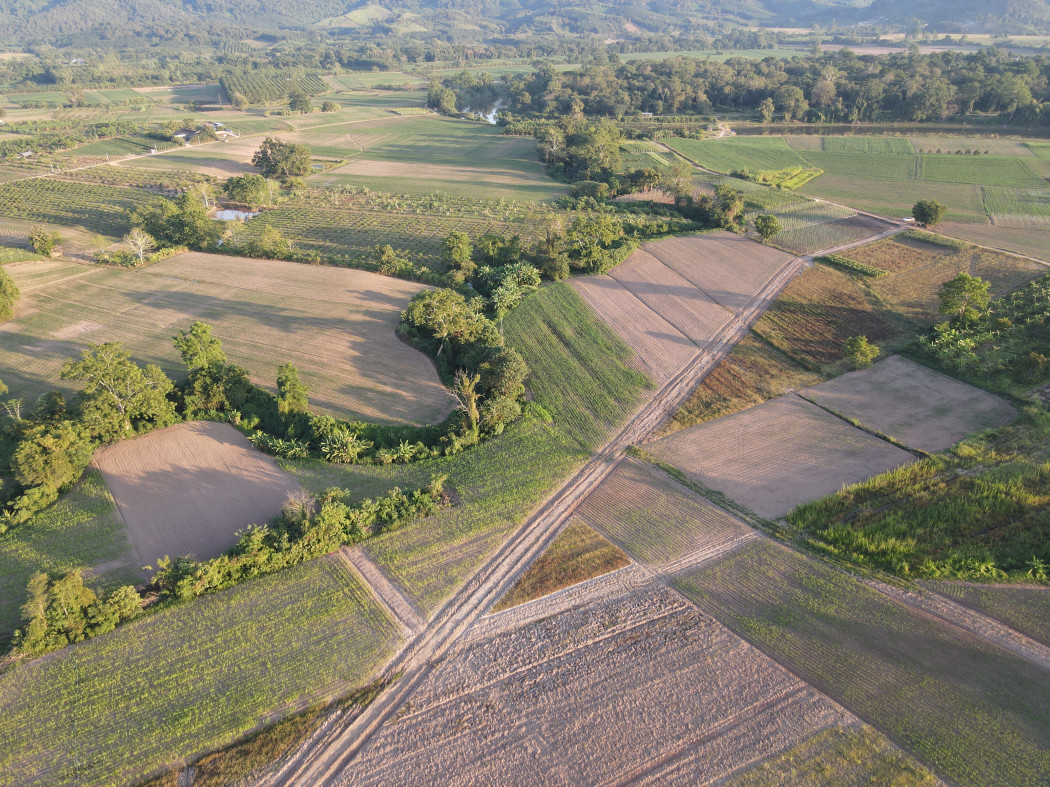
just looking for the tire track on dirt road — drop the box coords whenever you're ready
[267,247,810,787]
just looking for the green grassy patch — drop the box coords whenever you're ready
[668,136,812,175]
[0,558,400,786]
[493,520,630,611]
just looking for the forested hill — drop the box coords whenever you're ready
[1,0,1048,47]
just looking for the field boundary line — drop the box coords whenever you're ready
[268,245,810,787]
[338,548,425,637]
[863,578,1050,673]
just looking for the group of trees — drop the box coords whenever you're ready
[443,48,1050,125]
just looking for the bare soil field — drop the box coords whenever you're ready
[646,395,914,520]
[938,221,1050,263]
[802,355,1017,452]
[576,458,756,569]
[94,421,301,565]
[570,232,795,382]
[492,520,630,611]
[0,252,457,424]
[607,249,734,346]
[676,539,1050,786]
[641,232,796,312]
[921,581,1050,648]
[335,571,877,786]
[569,275,696,382]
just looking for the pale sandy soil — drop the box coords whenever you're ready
[335,571,855,786]
[801,355,1017,452]
[94,421,301,565]
[646,394,914,519]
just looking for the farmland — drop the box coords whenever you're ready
[921,582,1050,647]
[339,570,905,786]
[675,539,1050,786]
[802,355,1016,453]
[94,421,302,566]
[0,557,401,786]
[576,458,755,569]
[647,394,914,520]
[0,253,457,425]
[0,178,151,236]
[492,520,630,611]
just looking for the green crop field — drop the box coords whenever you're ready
[0,178,150,235]
[676,540,1050,787]
[821,137,915,154]
[286,283,652,612]
[0,558,400,785]
[668,136,812,175]
[921,582,1050,647]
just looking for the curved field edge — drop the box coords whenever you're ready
[0,558,400,786]
[674,540,1050,786]
[285,281,652,614]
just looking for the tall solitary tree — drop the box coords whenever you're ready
[173,322,227,371]
[276,363,309,414]
[251,137,311,179]
[754,214,781,242]
[123,228,156,263]
[912,199,948,226]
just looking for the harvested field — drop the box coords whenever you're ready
[937,221,1050,263]
[641,232,795,312]
[94,421,301,564]
[492,520,630,611]
[570,275,696,382]
[609,249,734,345]
[576,458,756,570]
[0,252,457,425]
[0,557,400,787]
[803,355,1017,452]
[772,215,890,255]
[646,395,914,520]
[676,539,1050,786]
[337,572,873,786]
[922,582,1050,648]
[571,233,795,383]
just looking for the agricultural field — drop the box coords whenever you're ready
[492,520,630,611]
[0,557,400,786]
[287,283,652,612]
[94,421,302,566]
[921,582,1050,648]
[676,539,1050,786]
[646,394,914,520]
[802,355,1017,453]
[340,569,910,785]
[664,232,1045,434]
[770,215,890,255]
[0,178,151,236]
[576,458,755,569]
[667,136,814,174]
[305,116,564,201]
[0,253,457,425]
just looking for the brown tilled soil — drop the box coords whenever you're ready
[646,394,914,520]
[335,572,855,786]
[802,355,1017,453]
[94,421,301,566]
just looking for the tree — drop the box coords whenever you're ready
[489,280,522,336]
[844,336,881,369]
[276,363,309,415]
[912,199,948,226]
[60,343,177,441]
[321,100,338,112]
[250,225,292,258]
[442,231,475,278]
[28,225,61,257]
[452,370,481,433]
[754,214,781,242]
[12,420,93,490]
[938,273,990,321]
[288,89,312,113]
[251,137,311,179]
[173,321,226,371]
[0,266,19,322]
[758,97,775,123]
[123,228,156,263]
[223,173,270,209]
[659,159,693,199]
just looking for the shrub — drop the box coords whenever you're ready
[844,336,881,369]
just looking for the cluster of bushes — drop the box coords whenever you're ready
[817,253,888,279]
[150,476,448,602]
[916,273,1050,385]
